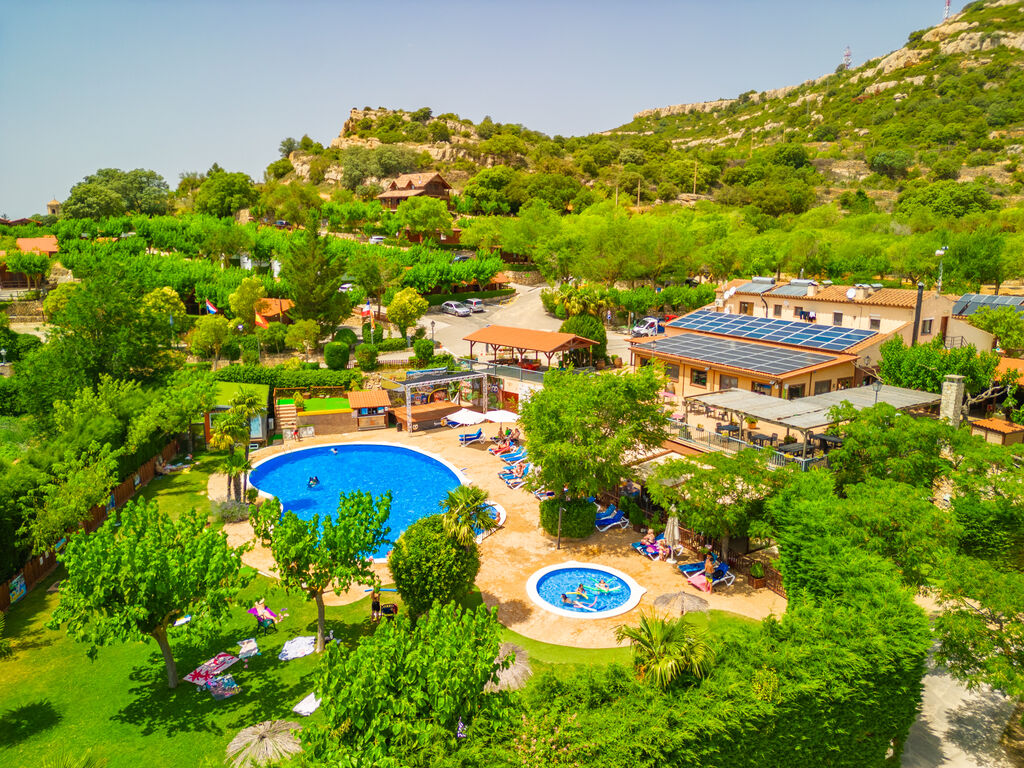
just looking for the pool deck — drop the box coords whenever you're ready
[212,428,786,648]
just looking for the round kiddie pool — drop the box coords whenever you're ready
[248,443,465,561]
[526,561,647,620]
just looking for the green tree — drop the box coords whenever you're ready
[250,491,392,652]
[145,368,217,454]
[60,182,127,219]
[385,287,428,339]
[194,172,257,218]
[970,305,1024,356]
[388,514,480,616]
[189,314,231,368]
[614,611,714,689]
[559,313,607,362]
[61,168,169,218]
[280,217,350,335]
[48,500,249,688]
[878,336,999,399]
[519,366,669,500]
[260,182,322,224]
[5,250,50,289]
[30,444,118,553]
[396,196,453,237]
[348,247,399,314]
[868,149,913,179]
[304,602,505,764]
[228,277,267,334]
[649,449,792,561]
[285,319,321,361]
[440,484,496,548]
[279,137,299,157]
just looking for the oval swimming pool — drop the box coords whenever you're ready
[248,443,464,560]
[526,561,647,620]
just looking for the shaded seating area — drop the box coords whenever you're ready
[464,325,600,369]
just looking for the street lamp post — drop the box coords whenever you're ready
[872,379,883,405]
[0,348,7,365]
[431,320,435,345]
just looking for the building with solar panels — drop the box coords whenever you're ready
[630,309,903,404]
[712,277,992,351]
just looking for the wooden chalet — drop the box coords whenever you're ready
[377,172,452,211]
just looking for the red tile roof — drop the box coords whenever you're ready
[971,418,1024,434]
[348,390,392,409]
[15,235,59,255]
[256,298,294,318]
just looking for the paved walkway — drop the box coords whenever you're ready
[901,652,1016,768]
[213,429,786,648]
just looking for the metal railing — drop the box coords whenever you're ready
[671,421,829,472]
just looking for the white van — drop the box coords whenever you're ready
[465,299,485,312]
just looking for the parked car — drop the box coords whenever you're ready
[630,316,665,337]
[441,300,471,317]
[465,298,485,312]
[339,283,355,292]
[452,254,472,263]
[368,235,385,245]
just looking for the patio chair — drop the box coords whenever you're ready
[687,563,735,593]
[458,428,483,446]
[534,488,555,500]
[677,551,718,576]
[255,615,278,636]
[381,603,398,620]
[595,508,629,531]
[500,449,527,464]
[631,533,664,558]
[498,461,528,481]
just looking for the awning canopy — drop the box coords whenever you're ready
[687,384,940,431]
[464,325,598,357]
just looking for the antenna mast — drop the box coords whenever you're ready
[944,0,951,20]
[843,46,852,70]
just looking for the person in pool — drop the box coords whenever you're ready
[308,476,320,488]
[593,578,620,593]
[560,593,597,610]
[330,448,338,455]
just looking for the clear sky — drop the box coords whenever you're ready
[0,0,953,217]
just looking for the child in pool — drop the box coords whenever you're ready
[560,593,597,610]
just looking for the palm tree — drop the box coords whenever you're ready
[440,484,496,547]
[614,611,715,689]
[218,451,252,502]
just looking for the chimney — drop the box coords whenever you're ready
[806,283,816,298]
[940,374,965,427]
[854,284,869,301]
[911,282,925,345]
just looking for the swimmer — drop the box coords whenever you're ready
[307,476,320,488]
[330,448,338,455]
[560,593,597,611]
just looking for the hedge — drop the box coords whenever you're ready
[355,344,378,371]
[377,337,409,352]
[425,288,515,306]
[324,342,350,370]
[213,364,363,390]
[539,498,596,539]
[334,327,358,348]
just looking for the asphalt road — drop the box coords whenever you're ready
[423,283,632,361]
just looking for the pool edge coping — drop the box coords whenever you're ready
[247,440,470,564]
[525,560,647,620]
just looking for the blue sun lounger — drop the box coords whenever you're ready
[458,429,483,446]
[677,551,719,575]
[595,508,628,531]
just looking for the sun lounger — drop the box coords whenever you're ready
[595,508,629,531]
[631,533,664,559]
[458,429,483,446]
[500,449,527,464]
[506,465,532,489]
[677,552,719,575]
[595,503,618,522]
[686,563,735,592]
[499,461,529,481]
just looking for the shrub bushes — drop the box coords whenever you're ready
[324,341,350,370]
[213,363,363,390]
[361,322,384,345]
[334,327,358,348]
[377,337,408,352]
[539,498,596,538]
[355,344,378,371]
[413,338,434,364]
[388,515,480,616]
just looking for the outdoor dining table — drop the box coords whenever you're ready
[716,424,740,435]
[775,441,811,455]
[748,432,773,446]
[812,433,844,447]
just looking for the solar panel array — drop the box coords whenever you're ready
[952,293,1024,317]
[736,280,776,294]
[667,310,875,351]
[643,333,835,375]
[771,283,815,297]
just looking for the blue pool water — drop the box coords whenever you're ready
[536,567,631,614]
[249,444,462,559]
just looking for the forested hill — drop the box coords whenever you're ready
[274,1,1024,212]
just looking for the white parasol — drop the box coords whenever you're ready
[446,408,487,426]
[664,514,681,564]
[484,409,519,436]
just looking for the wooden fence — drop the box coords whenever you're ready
[0,440,179,614]
[673,520,787,599]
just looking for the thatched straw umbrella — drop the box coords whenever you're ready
[485,643,532,692]
[654,590,709,616]
[226,720,302,767]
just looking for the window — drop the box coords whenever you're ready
[921,318,934,336]
[787,384,806,400]
[794,306,803,318]
[813,380,832,395]
[690,369,708,387]
[739,302,754,316]
[664,364,680,381]
[638,356,651,367]
[869,315,881,331]
[751,381,772,395]
[836,377,854,390]
[720,374,738,390]
[832,312,843,326]
[773,304,782,317]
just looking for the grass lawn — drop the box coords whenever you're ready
[136,452,221,521]
[301,397,350,413]
[0,466,757,766]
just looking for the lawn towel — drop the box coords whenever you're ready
[206,674,240,700]
[278,636,316,661]
[293,692,322,716]
[183,652,239,685]
[237,638,259,660]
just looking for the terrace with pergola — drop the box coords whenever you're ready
[463,325,599,371]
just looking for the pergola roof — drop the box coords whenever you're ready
[687,384,940,431]
[347,390,392,409]
[463,325,598,355]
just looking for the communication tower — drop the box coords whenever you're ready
[945,0,951,20]
[843,46,852,70]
